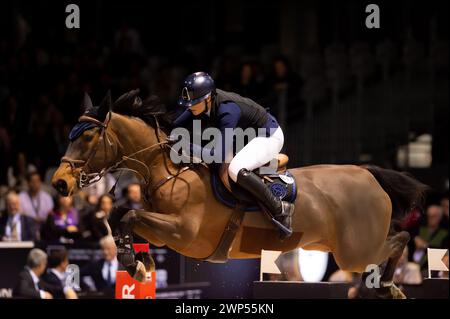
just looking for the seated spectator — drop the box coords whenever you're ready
[393,247,422,285]
[41,247,78,299]
[84,173,116,200]
[413,205,448,268]
[76,193,98,236]
[41,195,80,242]
[82,194,114,241]
[117,183,147,242]
[440,194,449,229]
[118,183,142,210]
[13,248,53,299]
[7,152,37,192]
[235,62,266,102]
[19,172,54,224]
[81,236,122,298]
[0,190,38,241]
[441,194,449,249]
[266,56,302,115]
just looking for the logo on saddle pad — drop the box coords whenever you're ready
[270,183,287,198]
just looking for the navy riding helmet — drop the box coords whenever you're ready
[177,72,215,107]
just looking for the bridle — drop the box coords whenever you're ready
[62,113,114,188]
[60,112,191,199]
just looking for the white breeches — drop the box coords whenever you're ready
[228,126,284,182]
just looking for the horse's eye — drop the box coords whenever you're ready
[84,134,94,142]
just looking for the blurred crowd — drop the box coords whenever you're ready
[0,169,144,299]
[13,237,120,299]
[0,171,144,244]
[0,17,304,186]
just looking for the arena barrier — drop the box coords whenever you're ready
[253,279,449,299]
[115,244,156,299]
[253,281,351,299]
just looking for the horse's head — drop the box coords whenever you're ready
[52,91,118,196]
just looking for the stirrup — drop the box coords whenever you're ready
[274,202,294,239]
[281,201,294,217]
[271,217,293,239]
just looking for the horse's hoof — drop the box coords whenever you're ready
[391,284,407,299]
[132,261,149,283]
[347,286,360,299]
[136,252,156,272]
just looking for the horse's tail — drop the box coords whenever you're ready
[364,165,429,221]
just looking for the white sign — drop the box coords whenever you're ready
[427,248,449,278]
[260,250,282,281]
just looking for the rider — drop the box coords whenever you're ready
[172,72,294,239]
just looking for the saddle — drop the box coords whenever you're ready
[202,153,297,263]
[211,153,297,211]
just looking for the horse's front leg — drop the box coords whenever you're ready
[108,207,155,282]
[133,210,183,242]
[109,207,183,282]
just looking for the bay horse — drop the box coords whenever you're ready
[52,91,428,298]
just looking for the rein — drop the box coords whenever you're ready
[61,112,190,200]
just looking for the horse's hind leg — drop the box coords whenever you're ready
[353,229,410,299]
[375,230,410,299]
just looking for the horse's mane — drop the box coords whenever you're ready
[112,89,175,133]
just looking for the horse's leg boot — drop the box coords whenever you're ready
[113,210,148,282]
[236,168,294,239]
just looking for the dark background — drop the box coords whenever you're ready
[1,0,448,186]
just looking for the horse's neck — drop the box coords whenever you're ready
[110,113,176,188]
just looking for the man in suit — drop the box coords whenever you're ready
[116,183,143,209]
[81,236,121,298]
[41,247,78,299]
[0,191,38,241]
[13,248,53,299]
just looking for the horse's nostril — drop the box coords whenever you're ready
[55,179,68,194]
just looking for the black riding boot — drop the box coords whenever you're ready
[236,168,294,239]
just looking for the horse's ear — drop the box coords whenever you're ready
[98,90,112,120]
[82,92,94,111]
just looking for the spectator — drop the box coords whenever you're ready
[271,56,301,93]
[41,195,79,242]
[440,194,449,249]
[119,183,142,210]
[393,247,422,285]
[7,151,37,191]
[413,205,448,268]
[77,193,98,238]
[266,56,302,119]
[81,236,121,298]
[0,126,11,186]
[440,194,449,229]
[13,248,53,299]
[19,172,53,223]
[41,247,78,299]
[82,194,113,241]
[235,62,266,102]
[84,173,116,200]
[0,191,38,241]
